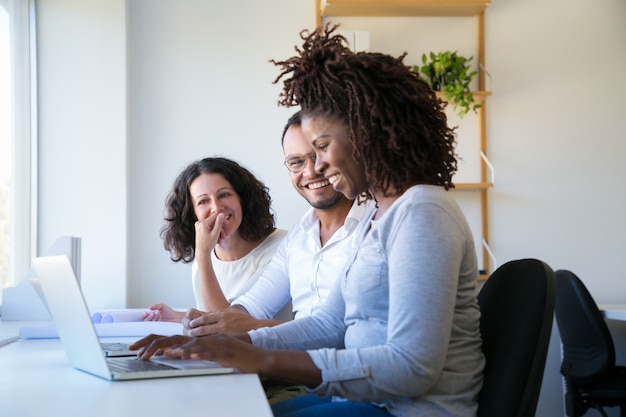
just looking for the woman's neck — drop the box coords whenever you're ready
[372,188,401,220]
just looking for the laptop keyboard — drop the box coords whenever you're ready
[101,342,130,352]
[107,357,175,373]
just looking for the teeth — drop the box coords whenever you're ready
[328,174,340,185]
[308,179,330,190]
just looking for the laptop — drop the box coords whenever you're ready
[29,278,175,357]
[29,277,135,356]
[32,255,236,380]
[100,341,136,357]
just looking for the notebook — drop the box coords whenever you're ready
[32,255,236,380]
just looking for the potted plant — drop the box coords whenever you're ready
[412,51,481,118]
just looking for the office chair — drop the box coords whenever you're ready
[476,258,556,417]
[554,269,626,417]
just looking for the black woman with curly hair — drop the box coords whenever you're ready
[142,157,286,322]
[132,25,484,417]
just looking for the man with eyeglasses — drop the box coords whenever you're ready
[181,111,375,336]
[179,112,375,402]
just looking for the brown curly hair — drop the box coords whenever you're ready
[271,24,458,197]
[160,157,276,263]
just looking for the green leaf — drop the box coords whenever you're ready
[416,50,480,118]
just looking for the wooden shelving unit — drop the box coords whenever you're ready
[316,0,495,277]
[318,0,491,18]
[436,90,491,105]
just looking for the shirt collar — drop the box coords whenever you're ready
[343,199,376,233]
[299,199,376,234]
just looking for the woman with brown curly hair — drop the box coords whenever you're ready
[143,157,286,322]
[132,25,484,417]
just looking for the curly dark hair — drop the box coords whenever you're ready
[271,24,458,196]
[160,157,275,263]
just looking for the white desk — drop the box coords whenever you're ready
[0,320,274,417]
[599,304,626,321]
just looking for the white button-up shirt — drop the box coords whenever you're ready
[233,200,375,320]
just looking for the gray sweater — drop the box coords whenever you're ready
[250,185,485,417]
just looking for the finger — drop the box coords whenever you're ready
[188,316,203,328]
[137,341,165,359]
[182,317,191,329]
[166,347,193,360]
[199,213,219,229]
[137,336,182,359]
[199,213,224,237]
[138,335,188,360]
[213,212,225,231]
[128,334,163,351]
[189,312,217,328]
[187,336,224,361]
[184,317,201,330]
[183,309,199,328]
[187,325,215,337]
[168,341,209,361]
[146,311,162,321]
[186,308,203,320]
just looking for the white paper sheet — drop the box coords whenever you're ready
[18,321,183,339]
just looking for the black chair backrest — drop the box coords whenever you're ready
[554,269,615,385]
[477,259,556,417]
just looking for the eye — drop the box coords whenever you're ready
[286,157,305,169]
[317,143,329,152]
[218,191,232,199]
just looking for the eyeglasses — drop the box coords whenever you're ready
[284,152,316,173]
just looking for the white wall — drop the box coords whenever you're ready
[488,1,626,415]
[36,0,127,307]
[35,0,626,416]
[488,0,626,299]
[125,0,315,308]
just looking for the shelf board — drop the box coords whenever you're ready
[435,90,491,105]
[320,0,492,17]
[454,182,493,190]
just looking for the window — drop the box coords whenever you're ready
[0,0,36,302]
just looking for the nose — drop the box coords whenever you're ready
[313,153,326,174]
[209,200,222,214]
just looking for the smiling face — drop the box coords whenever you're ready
[301,114,368,200]
[189,173,242,241]
[282,124,345,210]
